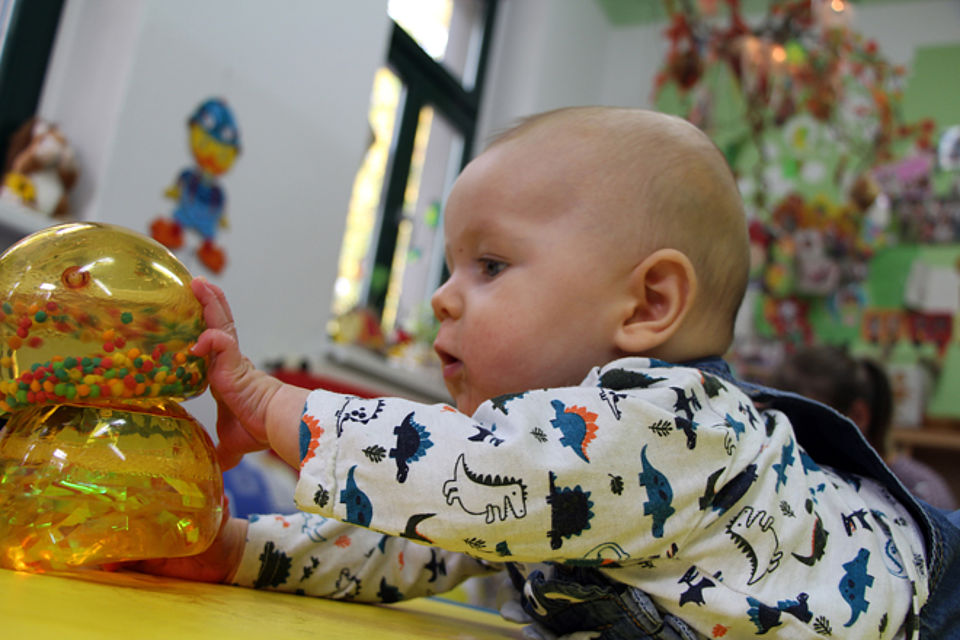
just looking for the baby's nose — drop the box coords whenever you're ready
[431,278,461,321]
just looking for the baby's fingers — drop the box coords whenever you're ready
[191,277,237,337]
[191,327,241,361]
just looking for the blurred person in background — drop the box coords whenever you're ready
[771,343,957,510]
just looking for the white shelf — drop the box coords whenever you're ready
[0,199,62,236]
[324,343,450,403]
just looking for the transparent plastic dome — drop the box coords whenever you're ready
[0,222,222,572]
[0,222,208,414]
[0,401,223,571]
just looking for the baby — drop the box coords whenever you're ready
[136,108,956,639]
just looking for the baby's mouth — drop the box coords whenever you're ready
[434,347,463,379]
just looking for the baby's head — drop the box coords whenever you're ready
[432,107,749,414]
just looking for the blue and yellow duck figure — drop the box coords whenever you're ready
[150,98,240,273]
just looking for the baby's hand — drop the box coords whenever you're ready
[191,277,283,469]
[120,508,249,584]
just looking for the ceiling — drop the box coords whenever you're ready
[594,0,942,25]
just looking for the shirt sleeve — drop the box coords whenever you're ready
[293,363,764,567]
[231,510,499,601]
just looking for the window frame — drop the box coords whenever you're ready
[366,0,498,315]
[0,0,64,165]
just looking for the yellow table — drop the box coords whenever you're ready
[1,568,523,639]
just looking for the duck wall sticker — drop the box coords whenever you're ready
[150,98,241,274]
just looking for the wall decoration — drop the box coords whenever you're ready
[0,118,78,218]
[654,0,960,419]
[149,98,241,274]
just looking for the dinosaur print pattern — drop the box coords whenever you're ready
[389,412,434,482]
[442,453,528,523]
[546,471,594,550]
[548,400,599,462]
[746,592,812,634]
[335,398,385,436]
[840,548,875,627]
[699,463,758,514]
[637,445,675,538]
[726,506,784,585]
[231,357,926,640]
[339,466,373,526]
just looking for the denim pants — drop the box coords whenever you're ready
[513,357,959,639]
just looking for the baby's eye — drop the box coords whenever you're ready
[478,258,507,278]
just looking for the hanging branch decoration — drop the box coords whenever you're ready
[654,0,951,348]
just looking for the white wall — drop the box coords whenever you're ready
[29,0,960,418]
[476,0,613,145]
[39,0,390,370]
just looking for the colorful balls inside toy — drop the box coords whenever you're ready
[0,222,208,414]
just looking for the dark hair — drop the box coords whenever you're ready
[769,344,893,455]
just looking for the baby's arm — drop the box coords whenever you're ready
[292,374,745,566]
[233,511,499,601]
[190,277,307,469]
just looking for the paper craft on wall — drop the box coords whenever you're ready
[150,98,241,274]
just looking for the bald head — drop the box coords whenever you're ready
[488,107,750,353]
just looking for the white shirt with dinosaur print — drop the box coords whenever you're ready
[231,357,927,638]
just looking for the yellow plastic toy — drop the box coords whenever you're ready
[0,222,223,571]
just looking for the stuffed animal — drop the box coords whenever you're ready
[0,117,78,217]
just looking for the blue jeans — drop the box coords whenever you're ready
[916,504,960,637]
[514,357,959,639]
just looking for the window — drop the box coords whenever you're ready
[0,0,64,165]
[331,0,497,365]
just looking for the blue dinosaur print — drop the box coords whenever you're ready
[840,548,874,627]
[746,593,812,634]
[468,423,504,446]
[738,401,759,428]
[701,373,727,397]
[490,392,527,414]
[638,445,675,538]
[300,514,328,543]
[389,412,434,482]
[549,400,597,462]
[799,449,820,474]
[298,410,312,461]
[678,565,715,606]
[871,510,907,578]
[597,368,666,390]
[672,387,702,420]
[724,413,746,442]
[772,439,795,492]
[339,466,373,526]
[675,415,698,449]
[699,464,757,514]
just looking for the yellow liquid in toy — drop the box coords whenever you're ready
[0,401,223,572]
[0,222,208,415]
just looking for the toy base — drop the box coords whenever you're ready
[0,401,223,572]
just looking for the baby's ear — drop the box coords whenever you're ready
[614,248,697,355]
